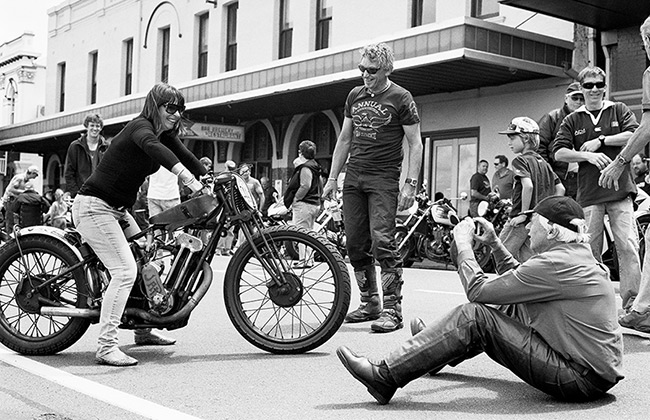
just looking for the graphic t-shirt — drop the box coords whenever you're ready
[344,82,420,176]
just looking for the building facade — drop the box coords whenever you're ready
[0,0,590,214]
[0,32,46,193]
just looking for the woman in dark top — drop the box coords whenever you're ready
[72,83,206,366]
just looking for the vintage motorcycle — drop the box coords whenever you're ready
[0,172,351,356]
[395,184,492,270]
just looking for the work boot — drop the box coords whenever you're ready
[345,265,382,323]
[371,269,403,333]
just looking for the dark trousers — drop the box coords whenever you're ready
[386,303,616,401]
[342,168,401,272]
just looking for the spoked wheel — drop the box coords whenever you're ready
[0,235,90,355]
[637,215,650,269]
[224,225,350,354]
[395,226,414,268]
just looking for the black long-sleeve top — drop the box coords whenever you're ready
[79,116,206,208]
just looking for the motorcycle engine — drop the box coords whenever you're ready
[141,262,174,315]
[425,226,451,260]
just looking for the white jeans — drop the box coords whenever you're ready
[72,195,141,356]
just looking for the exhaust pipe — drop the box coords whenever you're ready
[40,307,99,318]
[40,261,213,324]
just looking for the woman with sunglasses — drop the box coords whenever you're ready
[72,83,207,366]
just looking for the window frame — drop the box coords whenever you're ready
[226,2,238,71]
[89,50,98,104]
[124,38,133,95]
[160,26,171,83]
[279,0,293,59]
[315,0,332,51]
[197,12,209,78]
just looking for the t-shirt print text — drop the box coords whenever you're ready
[352,100,392,139]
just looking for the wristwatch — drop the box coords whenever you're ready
[616,154,630,165]
[598,134,606,148]
[405,178,418,187]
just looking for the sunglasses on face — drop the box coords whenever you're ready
[494,162,501,166]
[581,81,606,90]
[358,65,381,75]
[164,103,186,115]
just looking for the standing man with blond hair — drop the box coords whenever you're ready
[64,113,109,198]
[322,43,423,333]
[598,15,650,333]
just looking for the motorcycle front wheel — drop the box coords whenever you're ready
[0,235,90,355]
[223,225,350,354]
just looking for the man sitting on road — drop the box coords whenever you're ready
[336,196,623,404]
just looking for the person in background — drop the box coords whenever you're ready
[322,43,423,333]
[469,160,491,217]
[2,165,40,232]
[260,176,278,217]
[538,82,584,200]
[13,182,50,228]
[64,113,109,198]
[631,153,650,195]
[491,154,515,200]
[336,196,623,405]
[217,160,238,255]
[46,188,69,230]
[233,163,265,251]
[283,140,323,268]
[497,117,564,262]
[598,14,650,333]
[71,83,207,366]
[200,156,213,172]
[553,65,640,316]
[147,167,181,218]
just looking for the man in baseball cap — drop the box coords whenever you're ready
[336,195,622,405]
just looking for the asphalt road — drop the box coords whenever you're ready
[1,256,649,420]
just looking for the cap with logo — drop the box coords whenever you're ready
[498,117,540,135]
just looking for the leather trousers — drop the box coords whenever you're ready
[385,302,615,401]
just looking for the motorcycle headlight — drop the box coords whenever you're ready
[231,173,258,211]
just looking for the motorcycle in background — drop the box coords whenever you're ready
[395,181,492,270]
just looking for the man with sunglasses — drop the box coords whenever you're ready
[322,43,423,333]
[553,66,641,316]
[537,82,584,200]
[598,15,650,333]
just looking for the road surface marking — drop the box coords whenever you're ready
[0,349,204,420]
[414,289,466,296]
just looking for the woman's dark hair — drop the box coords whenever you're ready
[140,83,185,135]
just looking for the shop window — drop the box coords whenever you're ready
[241,122,273,179]
[298,113,336,174]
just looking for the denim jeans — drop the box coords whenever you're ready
[499,222,532,263]
[635,227,650,313]
[342,169,401,272]
[148,197,181,217]
[583,197,641,310]
[72,195,141,357]
[386,303,614,401]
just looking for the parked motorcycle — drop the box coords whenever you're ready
[476,195,512,237]
[0,171,350,355]
[395,183,492,270]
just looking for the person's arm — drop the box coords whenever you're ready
[63,145,80,197]
[554,180,566,196]
[322,117,353,198]
[509,177,533,227]
[399,123,423,211]
[294,167,313,203]
[600,110,650,190]
[6,177,25,197]
[579,131,633,152]
[255,180,265,210]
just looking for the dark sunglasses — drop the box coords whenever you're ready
[494,162,501,166]
[358,65,381,75]
[567,94,585,101]
[581,81,606,90]
[164,103,186,114]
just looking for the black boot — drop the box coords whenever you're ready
[336,346,398,405]
[345,265,382,323]
[371,269,403,332]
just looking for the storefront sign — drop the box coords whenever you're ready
[182,122,245,143]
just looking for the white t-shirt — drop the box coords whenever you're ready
[147,167,180,200]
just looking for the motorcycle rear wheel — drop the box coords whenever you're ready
[224,225,350,354]
[0,235,90,355]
